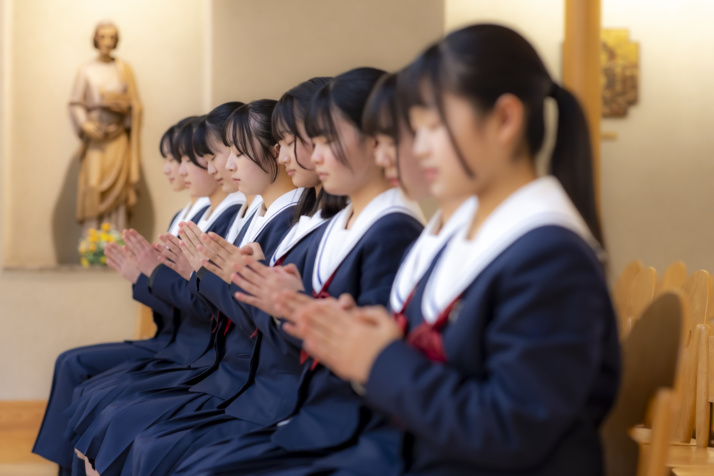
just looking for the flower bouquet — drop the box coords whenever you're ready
[78,222,124,267]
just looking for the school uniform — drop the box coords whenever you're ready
[125,208,330,476]
[65,193,245,452]
[77,190,302,475]
[173,188,424,476]
[363,177,620,475]
[31,197,210,471]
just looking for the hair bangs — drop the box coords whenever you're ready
[271,95,297,143]
[304,85,349,164]
[159,125,176,159]
[363,73,398,139]
[192,118,214,158]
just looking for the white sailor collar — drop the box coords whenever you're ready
[239,188,303,247]
[169,197,211,236]
[389,196,477,312]
[422,176,601,324]
[270,211,326,266]
[195,192,246,232]
[226,195,264,245]
[312,188,423,294]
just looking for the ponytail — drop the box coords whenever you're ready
[549,83,603,246]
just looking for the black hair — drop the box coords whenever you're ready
[362,72,410,192]
[304,67,387,166]
[174,116,206,169]
[273,77,340,224]
[159,124,177,160]
[273,77,331,170]
[192,102,245,159]
[400,24,603,245]
[224,100,279,180]
[363,73,399,139]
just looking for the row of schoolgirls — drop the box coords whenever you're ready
[34,24,621,476]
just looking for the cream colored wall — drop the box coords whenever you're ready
[600,0,714,277]
[0,0,208,399]
[445,0,564,80]
[210,0,445,103]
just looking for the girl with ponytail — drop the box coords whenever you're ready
[282,24,620,476]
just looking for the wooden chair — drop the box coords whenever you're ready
[134,303,157,340]
[601,290,689,476]
[656,261,687,296]
[619,267,658,339]
[695,324,712,448]
[613,259,644,320]
[673,271,712,443]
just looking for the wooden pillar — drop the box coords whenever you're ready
[563,0,601,211]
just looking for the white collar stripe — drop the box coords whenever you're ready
[312,188,423,294]
[421,177,601,324]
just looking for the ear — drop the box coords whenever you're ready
[272,143,280,159]
[491,93,525,146]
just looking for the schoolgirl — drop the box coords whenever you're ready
[31,119,209,475]
[122,77,350,476]
[66,109,246,471]
[283,24,621,476]
[75,99,308,476]
[173,67,424,476]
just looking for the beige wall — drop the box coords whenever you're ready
[210,0,444,103]
[0,0,208,399]
[600,0,714,277]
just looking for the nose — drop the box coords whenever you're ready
[226,151,237,171]
[277,145,290,165]
[311,144,324,165]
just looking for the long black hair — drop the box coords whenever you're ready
[305,67,387,167]
[399,24,603,245]
[172,116,206,169]
[194,102,246,158]
[273,77,346,223]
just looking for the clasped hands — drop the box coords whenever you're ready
[118,225,403,385]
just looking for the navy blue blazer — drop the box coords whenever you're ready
[270,213,423,452]
[188,204,296,399]
[147,203,243,365]
[365,226,621,476]
[221,221,329,425]
[130,204,209,351]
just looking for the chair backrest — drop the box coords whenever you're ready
[613,260,644,319]
[620,267,658,338]
[695,324,712,448]
[672,271,712,442]
[601,291,689,476]
[655,261,687,296]
[681,271,711,328]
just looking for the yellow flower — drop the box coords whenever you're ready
[101,222,112,232]
[79,242,88,253]
[105,235,115,243]
[89,243,97,252]
[100,256,107,264]
[88,228,98,236]
[100,233,111,242]
[81,257,90,268]
[88,234,99,243]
